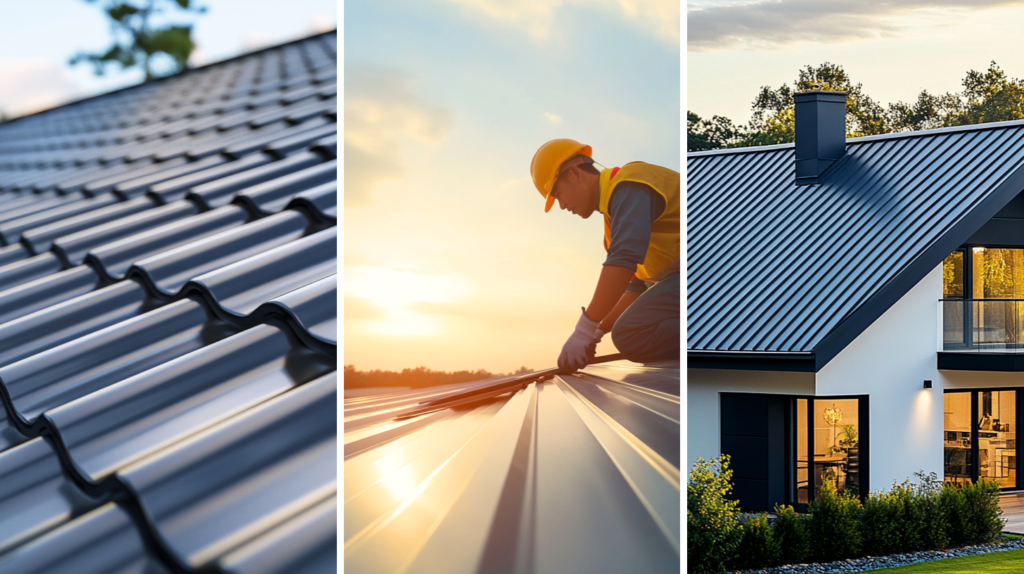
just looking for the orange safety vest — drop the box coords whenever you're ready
[599,162,680,282]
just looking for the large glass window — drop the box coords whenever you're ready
[979,390,1016,488]
[944,392,972,487]
[813,399,860,496]
[944,250,964,299]
[796,398,808,505]
[944,390,1018,489]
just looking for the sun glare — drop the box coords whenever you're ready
[346,266,474,337]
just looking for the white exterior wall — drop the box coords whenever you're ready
[686,369,814,474]
[816,264,944,490]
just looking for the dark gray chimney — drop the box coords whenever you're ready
[794,91,847,185]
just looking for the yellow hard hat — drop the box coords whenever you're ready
[530,138,592,212]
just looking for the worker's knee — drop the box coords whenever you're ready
[611,273,681,363]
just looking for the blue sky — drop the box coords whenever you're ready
[344,0,680,371]
[0,0,336,116]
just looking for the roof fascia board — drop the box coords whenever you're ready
[2,30,338,126]
[812,161,1024,372]
[686,351,816,372]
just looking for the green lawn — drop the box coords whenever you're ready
[855,548,1024,573]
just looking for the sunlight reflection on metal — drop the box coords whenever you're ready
[343,360,681,574]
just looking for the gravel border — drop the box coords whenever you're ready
[729,538,1024,573]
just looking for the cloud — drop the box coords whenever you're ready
[544,112,563,124]
[687,0,1021,52]
[343,67,454,207]
[446,0,679,45]
[0,59,81,118]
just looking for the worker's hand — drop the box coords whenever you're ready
[558,308,601,374]
[586,328,606,362]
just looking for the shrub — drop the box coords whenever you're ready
[729,513,782,571]
[940,484,970,546]
[961,479,1004,542]
[913,471,950,550]
[808,482,862,562]
[687,456,742,573]
[939,478,1003,545]
[861,481,925,555]
[773,504,811,565]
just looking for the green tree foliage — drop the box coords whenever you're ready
[687,455,742,573]
[343,365,531,389]
[687,111,742,152]
[70,0,205,81]
[689,61,1024,150]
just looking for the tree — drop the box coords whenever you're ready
[70,0,205,81]
[687,111,742,152]
[688,61,1024,151]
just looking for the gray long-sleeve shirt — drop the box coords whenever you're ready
[603,181,666,293]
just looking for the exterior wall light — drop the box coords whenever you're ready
[924,380,933,389]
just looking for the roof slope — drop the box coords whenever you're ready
[343,360,681,574]
[0,32,337,573]
[688,122,1024,369]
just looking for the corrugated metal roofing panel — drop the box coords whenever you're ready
[343,360,680,574]
[0,30,336,572]
[688,123,1024,362]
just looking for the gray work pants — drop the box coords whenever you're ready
[611,272,680,363]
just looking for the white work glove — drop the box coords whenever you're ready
[558,308,601,374]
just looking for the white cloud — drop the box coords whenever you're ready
[687,0,1021,52]
[0,59,81,118]
[344,67,454,207]
[445,0,679,45]
[544,112,563,124]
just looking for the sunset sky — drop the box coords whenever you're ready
[688,1,1024,125]
[344,0,681,372]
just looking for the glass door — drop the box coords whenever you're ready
[791,396,868,508]
[944,390,1018,489]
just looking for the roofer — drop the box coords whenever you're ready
[530,138,680,373]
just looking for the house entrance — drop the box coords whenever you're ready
[944,390,1018,489]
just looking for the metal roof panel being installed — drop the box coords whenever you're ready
[0,31,337,574]
[343,359,681,574]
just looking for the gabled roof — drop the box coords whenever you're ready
[688,120,1024,371]
[0,32,337,573]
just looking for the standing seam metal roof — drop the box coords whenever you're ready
[688,121,1024,366]
[0,31,337,574]
[343,360,680,574]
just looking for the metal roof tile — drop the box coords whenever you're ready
[0,31,337,570]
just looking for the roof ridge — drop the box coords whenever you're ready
[688,117,1024,160]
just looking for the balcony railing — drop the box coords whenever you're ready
[940,299,1024,353]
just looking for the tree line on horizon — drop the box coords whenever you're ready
[344,364,534,389]
[688,61,1024,152]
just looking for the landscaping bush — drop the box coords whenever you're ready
[728,513,782,571]
[772,504,811,565]
[687,455,742,573]
[914,471,950,551]
[961,479,1004,543]
[860,481,925,555]
[940,479,1003,545]
[807,482,862,562]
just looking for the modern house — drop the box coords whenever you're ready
[688,91,1024,512]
